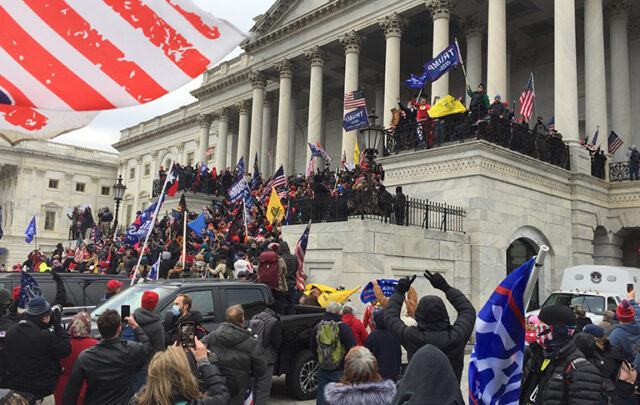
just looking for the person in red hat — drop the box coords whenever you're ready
[130,291,164,393]
[101,280,123,302]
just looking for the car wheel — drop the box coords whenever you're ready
[285,349,318,400]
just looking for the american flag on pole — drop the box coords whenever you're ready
[518,73,535,122]
[260,165,286,200]
[608,131,624,154]
[0,0,245,145]
[295,222,311,291]
[546,117,554,132]
[344,89,366,110]
[74,242,86,263]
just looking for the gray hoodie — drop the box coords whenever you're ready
[133,307,165,371]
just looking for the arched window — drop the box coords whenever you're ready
[507,238,539,310]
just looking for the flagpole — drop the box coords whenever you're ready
[523,245,549,309]
[182,208,187,265]
[130,160,173,286]
[454,37,468,83]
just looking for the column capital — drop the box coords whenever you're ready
[151,150,159,159]
[249,71,266,89]
[235,100,250,114]
[606,0,631,20]
[380,12,408,38]
[215,107,230,122]
[304,46,326,67]
[339,30,365,54]
[263,91,275,107]
[275,59,294,79]
[426,0,455,20]
[628,21,640,40]
[197,113,212,129]
[463,15,484,38]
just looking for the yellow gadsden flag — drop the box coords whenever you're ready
[427,95,467,118]
[303,284,360,307]
[266,188,285,224]
[354,137,360,164]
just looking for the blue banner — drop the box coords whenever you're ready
[19,270,41,309]
[228,177,249,204]
[343,107,369,132]
[188,212,207,237]
[124,195,164,245]
[25,216,36,244]
[404,71,428,89]
[424,41,462,82]
[360,279,398,303]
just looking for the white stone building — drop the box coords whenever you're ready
[0,140,118,267]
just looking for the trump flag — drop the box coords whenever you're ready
[0,0,246,145]
[469,257,535,405]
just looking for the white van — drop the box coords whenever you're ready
[526,265,640,325]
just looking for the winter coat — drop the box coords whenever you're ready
[158,258,175,279]
[62,327,151,405]
[250,308,282,365]
[384,286,476,382]
[5,319,72,397]
[574,333,624,403]
[164,311,204,346]
[342,313,369,346]
[610,315,640,366]
[55,337,98,405]
[129,358,230,405]
[309,312,357,371]
[278,242,298,289]
[520,340,603,405]
[202,322,268,405]
[133,307,165,372]
[276,257,288,293]
[365,310,401,381]
[489,101,507,117]
[373,282,417,318]
[392,344,464,405]
[325,379,396,405]
[576,316,593,333]
[466,87,490,110]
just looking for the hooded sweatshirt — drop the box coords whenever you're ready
[609,299,640,365]
[391,344,464,405]
[325,379,396,405]
[133,307,165,371]
[365,310,402,381]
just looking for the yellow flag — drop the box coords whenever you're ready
[354,137,360,164]
[266,188,285,224]
[318,287,360,307]
[427,95,467,118]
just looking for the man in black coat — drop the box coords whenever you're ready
[278,241,298,315]
[164,293,205,345]
[5,297,71,402]
[384,271,476,382]
[62,310,151,405]
[365,309,401,381]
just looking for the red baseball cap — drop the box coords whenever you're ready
[107,280,123,291]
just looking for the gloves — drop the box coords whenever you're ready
[396,275,416,295]
[424,270,450,291]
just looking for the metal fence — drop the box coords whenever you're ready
[609,161,639,182]
[384,114,571,170]
[287,193,465,233]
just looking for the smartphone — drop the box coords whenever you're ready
[178,322,195,348]
[628,284,634,293]
[121,305,130,322]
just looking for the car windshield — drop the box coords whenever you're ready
[91,285,176,319]
[542,293,605,315]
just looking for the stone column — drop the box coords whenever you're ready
[180,142,188,163]
[381,13,408,129]
[235,100,250,167]
[197,114,212,164]
[487,0,506,101]
[261,92,274,175]
[289,89,298,174]
[607,0,632,160]
[340,31,364,163]
[151,150,159,181]
[584,0,608,150]
[248,72,266,170]
[214,108,229,171]
[275,59,293,174]
[305,46,326,165]
[134,156,142,210]
[464,17,484,106]
[426,0,454,99]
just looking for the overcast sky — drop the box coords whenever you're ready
[53,1,274,153]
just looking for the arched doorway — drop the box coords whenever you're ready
[507,238,539,310]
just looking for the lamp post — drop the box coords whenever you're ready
[111,175,126,238]
[358,110,384,214]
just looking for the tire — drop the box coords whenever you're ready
[285,349,318,400]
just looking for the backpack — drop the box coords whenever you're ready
[257,252,279,289]
[316,320,346,371]
[248,314,269,349]
[631,149,640,163]
[616,360,639,399]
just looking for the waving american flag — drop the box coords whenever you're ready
[0,0,245,145]
[295,222,311,291]
[518,73,535,122]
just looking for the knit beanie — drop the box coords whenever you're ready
[538,304,576,326]
[582,324,605,338]
[141,291,159,311]
[617,300,635,323]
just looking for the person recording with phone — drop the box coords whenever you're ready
[164,294,205,345]
[62,309,151,405]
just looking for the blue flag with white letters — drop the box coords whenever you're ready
[25,216,36,244]
[124,195,164,245]
[468,257,535,405]
[147,256,160,281]
[404,71,428,89]
[424,41,462,82]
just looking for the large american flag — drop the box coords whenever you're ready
[0,0,245,145]
[608,131,624,154]
[518,73,535,122]
[295,222,311,291]
[344,89,366,110]
[260,165,286,200]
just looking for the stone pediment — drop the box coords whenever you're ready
[250,0,332,36]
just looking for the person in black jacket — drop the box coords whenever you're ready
[131,291,165,394]
[63,310,151,405]
[384,271,476,382]
[278,241,298,315]
[520,305,603,405]
[365,309,401,381]
[4,297,71,402]
[164,294,205,345]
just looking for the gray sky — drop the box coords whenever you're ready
[53,1,274,153]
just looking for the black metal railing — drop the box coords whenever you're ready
[384,114,571,170]
[609,161,640,182]
[287,193,465,233]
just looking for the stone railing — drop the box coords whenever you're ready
[609,161,640,182]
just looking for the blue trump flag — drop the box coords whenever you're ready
[25,216,36,244]
[235,157,245,178]
[424,41,462,82]
[404,71,428,89]
[19,270,42,309]
[360,279,398,303]
[343,107,369,132]
[188,212,207,237]
[124,195,164,245]
[147,256,160,281]
[468,257,536,405]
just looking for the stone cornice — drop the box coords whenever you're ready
[242,0,368,53]
[191,69,251,100]
[0,145,118,168]
[112,115,199,150]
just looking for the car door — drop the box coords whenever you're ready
[158,288,217,334]
[222,286,268,320]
